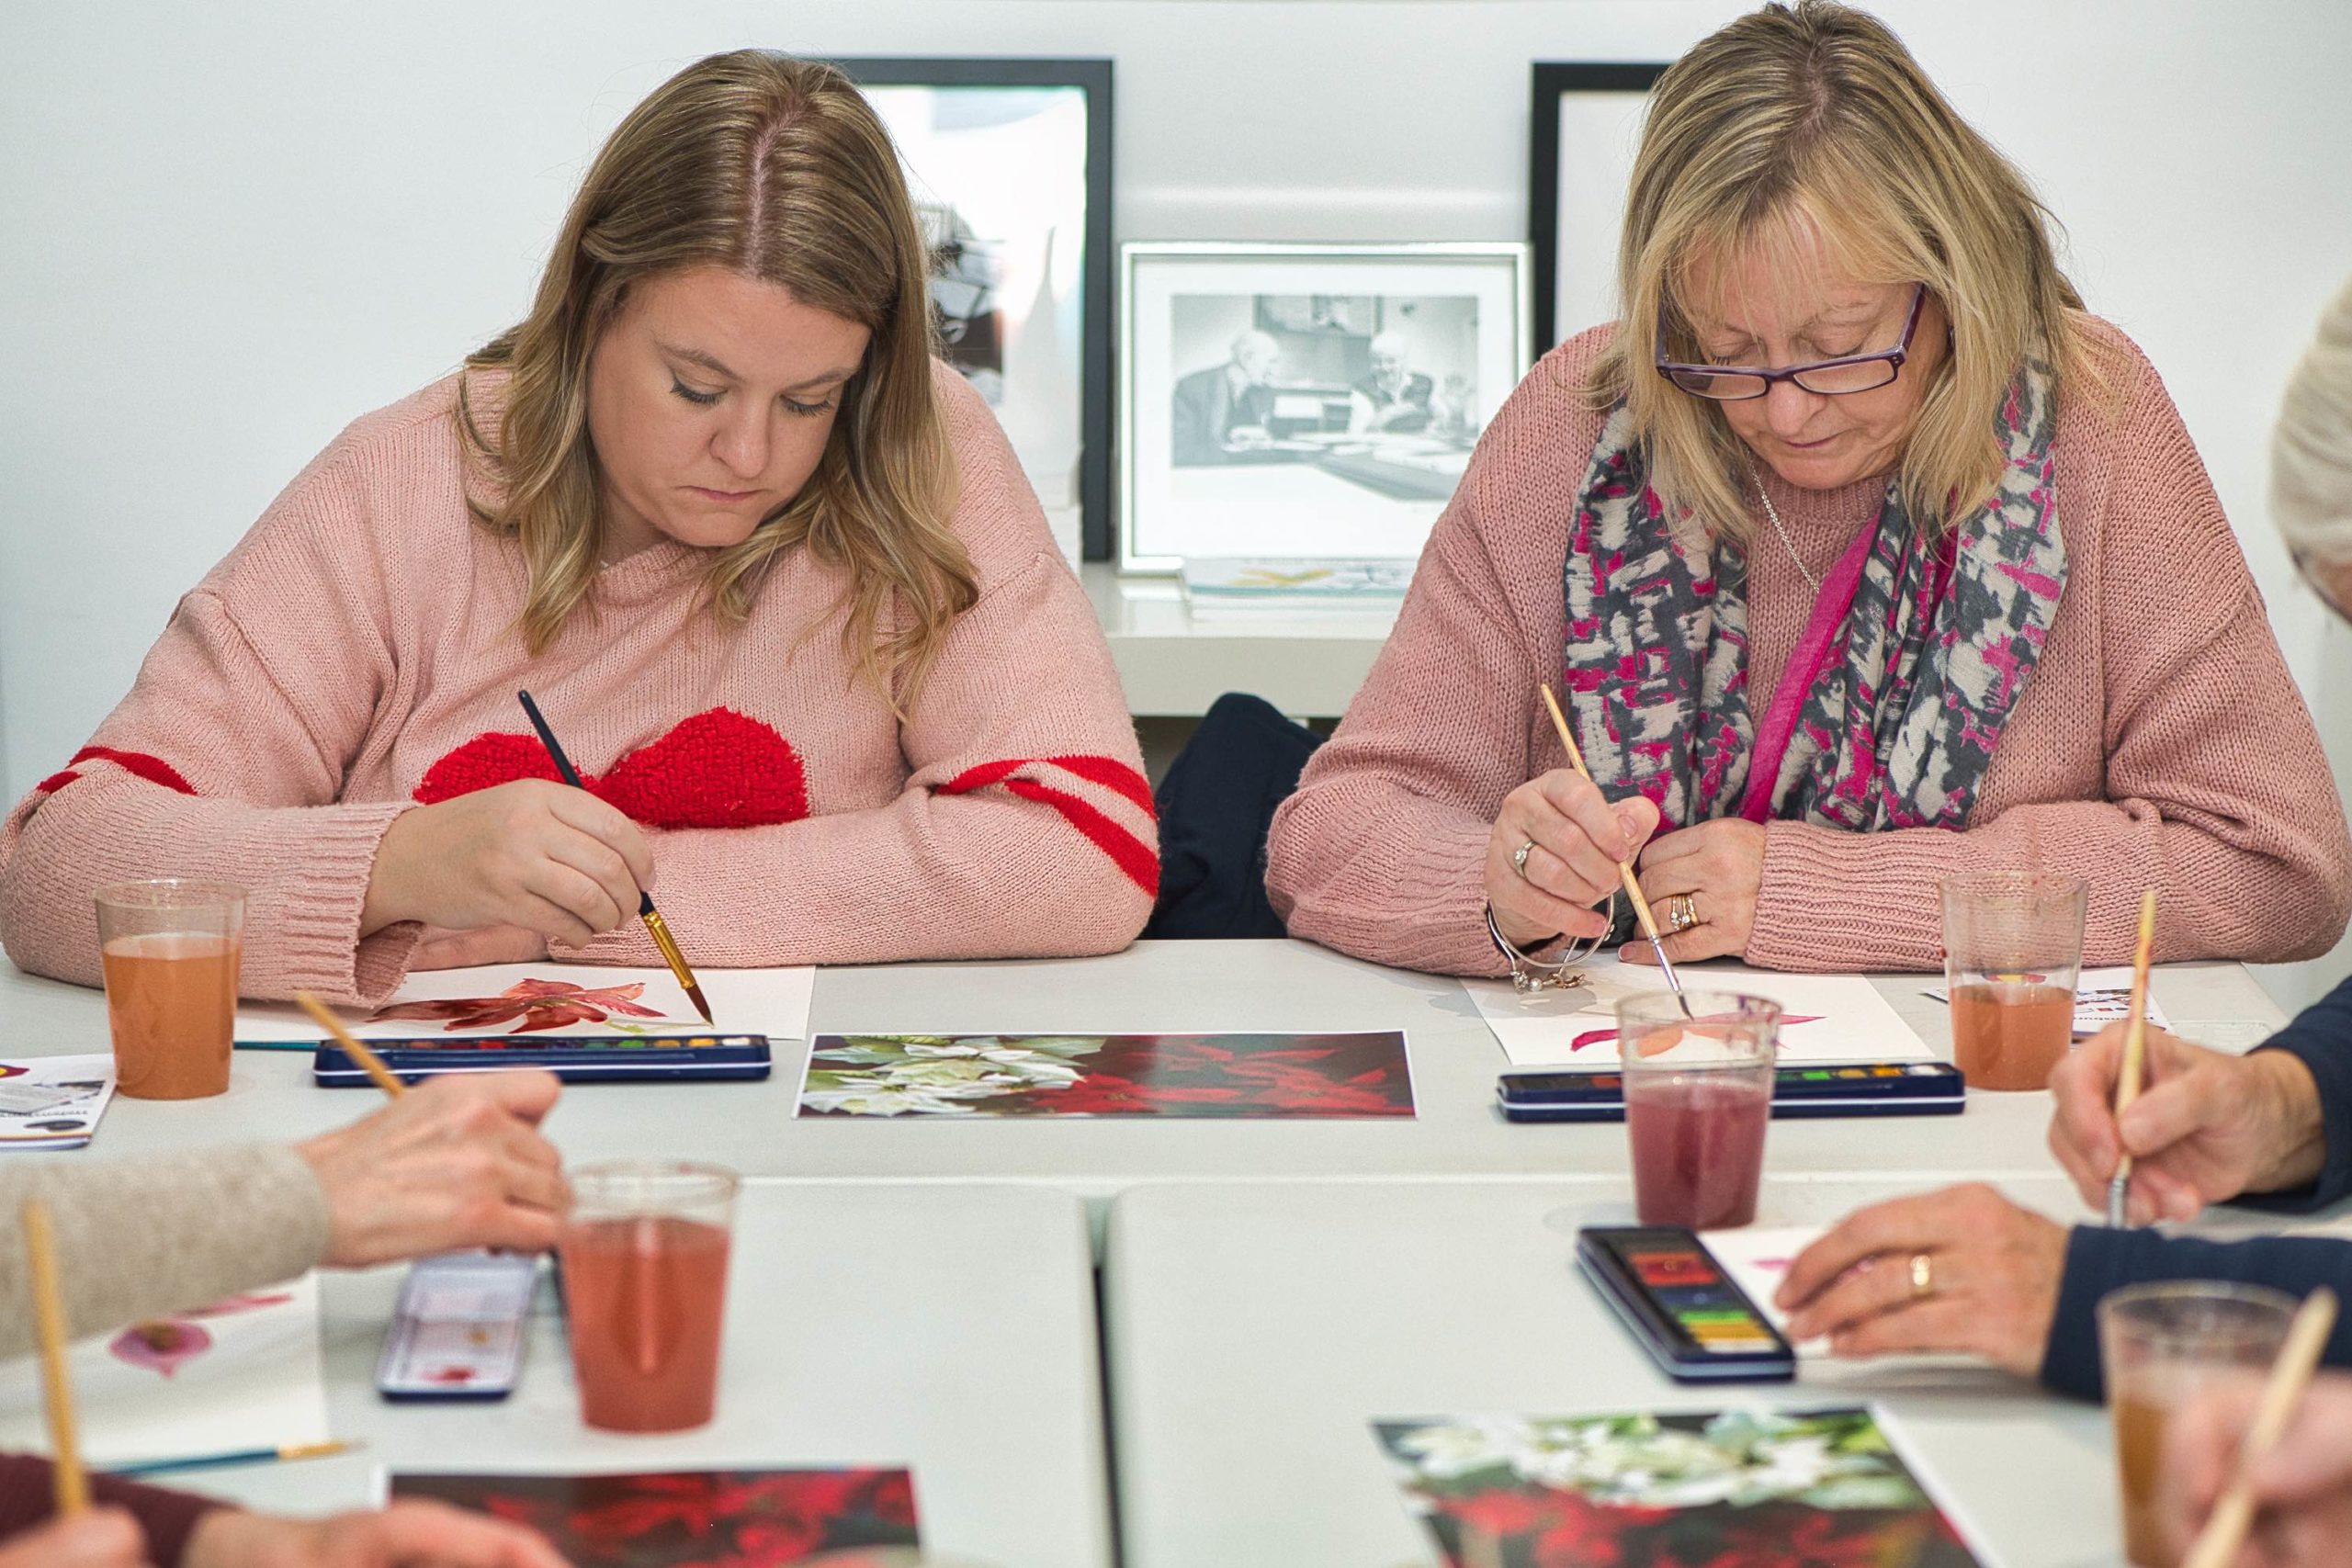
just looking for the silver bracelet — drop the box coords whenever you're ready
[1486,893,1617,996]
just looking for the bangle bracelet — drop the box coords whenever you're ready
[1487,894,1616,996]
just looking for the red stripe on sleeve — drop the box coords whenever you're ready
[65,746,197,796]
[1001,778,1161,896]
[32,769,82,795]
[940,757,1029,796]
[1045,754,1157,818]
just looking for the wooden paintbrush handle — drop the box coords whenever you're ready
[22,1200,87,1516]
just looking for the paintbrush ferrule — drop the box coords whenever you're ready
[2106,1175,2130,1230]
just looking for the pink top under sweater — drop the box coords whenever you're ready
[1267,318,2352,976]
[0,365,1156,1004]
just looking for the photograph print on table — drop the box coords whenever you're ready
[390,1469,919,1566]
[1121,243,1529,570]
[1374,1405,1994,1568]
[834,58,1113,562]
[797,1031,1414,1119]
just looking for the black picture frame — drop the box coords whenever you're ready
[1528,62,1669,352]
[832,57,1116,558]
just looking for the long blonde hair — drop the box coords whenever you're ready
[1588,0,2088,541]
[458,50,976,697]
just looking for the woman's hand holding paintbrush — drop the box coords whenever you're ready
[1484,715,1662,953]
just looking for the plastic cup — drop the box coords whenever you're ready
[93,880,243,1100]
[1940,871,2087,1090]
[560,1160,739,1433]
[2098,1281,2297,1566]
[1616,990,1781,1230]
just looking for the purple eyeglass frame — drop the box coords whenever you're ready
[1654,283,1928,400]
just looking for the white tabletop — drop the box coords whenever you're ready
[188,1182,1109,1568]
[0,942,2290,1235]
[1101,1176,2348,1568]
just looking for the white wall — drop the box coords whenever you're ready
[5,1,2349,1003]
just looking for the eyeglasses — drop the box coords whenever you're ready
[1655,283,1928,401]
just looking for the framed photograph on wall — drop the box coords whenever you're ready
[1529,62,1669,351]
[1119,242,1530,573]
[832,58,1114,562]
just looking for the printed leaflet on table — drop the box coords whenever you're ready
[0,1055,116,1150]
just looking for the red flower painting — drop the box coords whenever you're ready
[391,1470,918,1567]
[799,1032,1415,1119]
[373,978,669,1034]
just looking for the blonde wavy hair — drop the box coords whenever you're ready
[1588,0,2090,541]
[458,50,976,697]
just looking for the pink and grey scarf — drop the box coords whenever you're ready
[1559,365,2065,835]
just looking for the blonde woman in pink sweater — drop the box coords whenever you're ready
[0,51,1155,1006]
[1268,0,2352,979]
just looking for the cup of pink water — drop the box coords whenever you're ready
[1615,990,1781,1230]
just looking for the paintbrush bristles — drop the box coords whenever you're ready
[22,1200,87,1517]
[2181,1287,2340,1568]
[293,991,406,1099]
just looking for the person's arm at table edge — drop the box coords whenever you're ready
[0,1145,327,1360]
[2236,974,2352,1213]
[2039,1225,2352,1401]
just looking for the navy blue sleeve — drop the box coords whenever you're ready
[2240,974,2352,1213]
[2040,1225,2352,1401]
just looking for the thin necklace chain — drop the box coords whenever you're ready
[1753,473,1822,598]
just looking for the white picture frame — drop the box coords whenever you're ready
[1119,242,1531,573]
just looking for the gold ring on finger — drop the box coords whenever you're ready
[1512,840,1536,881]
[1908,1252,1935,1300]
[1664,892,1700,933]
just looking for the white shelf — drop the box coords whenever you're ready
[1081,562,1396,718]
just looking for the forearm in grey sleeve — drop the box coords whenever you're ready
[0,1142,330,1359]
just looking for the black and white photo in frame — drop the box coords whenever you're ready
[1120,243,1529,572]
[834,58,1114,562]
[1529,62,1669,350]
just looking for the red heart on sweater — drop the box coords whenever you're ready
[413,707,810,830]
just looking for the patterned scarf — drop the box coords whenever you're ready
[1560,364,2064,834]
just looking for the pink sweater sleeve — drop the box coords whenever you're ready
[1264,385,1569,977]
[1746,353,2352,972]
[560,384,1157,968]
[0,445,423,1004]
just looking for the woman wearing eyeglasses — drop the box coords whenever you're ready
[1265,0,2352,978]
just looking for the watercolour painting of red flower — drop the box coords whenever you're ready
[797,1032,1414,1119]
[373,978,669,1034]
[390,1470,918,1567]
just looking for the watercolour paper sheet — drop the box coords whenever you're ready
[0,1055,116,1150]
[0,1272,329,1465]
[1466,955,1930,1069]
[1701,1224,1832,1357]
[236,964,814,1045]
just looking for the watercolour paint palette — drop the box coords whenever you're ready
[234,963,814,1046]
[0,1055,117,1149]
[0,1272,329,1466]
[386,1469,920,1565]
[1374,1404,1997,1567]
[796,1031,1415,1118]
[1467,956,1931,1070]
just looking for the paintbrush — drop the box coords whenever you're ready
[514,690,713,1026]
[2181,1286,2339,1568]
[293,992,406,1099]
[21,1199,88,1517]
[110,1439,358,1480]
[1538,682,1682,995]
[2107,889,2159,1228]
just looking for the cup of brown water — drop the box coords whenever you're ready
[1939,870,2087,1090]
[94,880,244,1100]
[2098,1280,2296,1566]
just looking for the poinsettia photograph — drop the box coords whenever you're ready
[390,1469,919,1567]
[1374,1407,1989,1568]
[797,1032,1415,1119]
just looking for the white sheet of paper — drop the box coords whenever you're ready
[1466,956,1930,1069]
[1920,966,2174,1037]
[0,1272,329,1464]
[1702,1224,1830,1357]
[0,1055,116,1149]
[235,964,815,1044]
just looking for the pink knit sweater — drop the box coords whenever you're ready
[1267,320,2352,976]
[0,365,1156,1004]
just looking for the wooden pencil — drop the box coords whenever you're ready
[21,1199,88,1517]
[2181,1286,2339,1568]
[1536,682,1682,994]
[2107,890,2159,1227]
[293,991,406,1099]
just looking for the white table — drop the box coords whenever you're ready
[189,1182,1110,1568]
[0,942,2290,1238]
[1101,1176,2349,1568]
